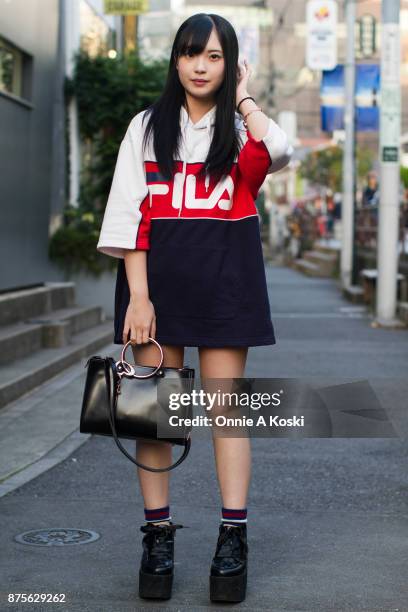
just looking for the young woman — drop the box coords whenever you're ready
[97,12,292,604]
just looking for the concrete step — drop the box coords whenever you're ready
[292,258,331,277]
[0,320,114,409]
[303,250,338,265]
[0,282,76,327]
[397,301,408,325]
[27,305,104,345]
[303,250,338,276]
[0,322,43,366]
[342,284,365,304]
[314,240,341,257]
[0,306,104,363]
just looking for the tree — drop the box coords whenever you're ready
[299,145,374,192]
[50,50,168,275]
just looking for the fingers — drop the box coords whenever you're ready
[133,319,154,345]
[243,59,251,76]
[134,326,141,345]
[129,323,150,346]
[237,58,251,84]
[122,319,130,345]
[141,323,150,345]
[123,302,156,346]
[129,322,140,346]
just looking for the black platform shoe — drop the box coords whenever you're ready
[209,523,248,603]
[138,522,184,600]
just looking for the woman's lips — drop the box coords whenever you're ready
[191,79,208,86]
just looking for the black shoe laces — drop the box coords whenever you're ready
[140,523,184,560]
[215,526,248,559]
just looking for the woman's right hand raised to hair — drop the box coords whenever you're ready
[122,294,156,345]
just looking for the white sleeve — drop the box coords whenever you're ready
[96,112,150,259]
[262,117,293,174]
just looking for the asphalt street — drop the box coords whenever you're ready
[1,263,407,612]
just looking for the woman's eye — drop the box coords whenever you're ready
[183,51,221,59]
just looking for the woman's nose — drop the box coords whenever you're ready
[194,56,207,72]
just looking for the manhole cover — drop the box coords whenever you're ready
[14,528,100,546]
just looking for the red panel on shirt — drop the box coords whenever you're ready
[144,161,258,220]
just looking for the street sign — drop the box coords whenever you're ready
[357,14,377,58]
[382,147,398,163]
[104,0,147,15]
[306,0,338,71]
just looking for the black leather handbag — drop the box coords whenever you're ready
[79,338,194,472]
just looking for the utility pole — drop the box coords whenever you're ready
[340,0,356,289]
[375,0,402,327]
[123,14,138,56]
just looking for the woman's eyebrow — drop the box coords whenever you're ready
[206,48,223,53]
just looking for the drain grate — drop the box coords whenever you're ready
[14,528,100,546]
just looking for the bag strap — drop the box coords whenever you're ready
[104,359,191,473]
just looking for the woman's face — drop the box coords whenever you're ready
[176,28,225,102]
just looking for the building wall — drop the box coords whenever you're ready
[0,0,63,291]
[0,0,123,292]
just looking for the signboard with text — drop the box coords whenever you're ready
[104,0,148,15]
[306,0,338,70]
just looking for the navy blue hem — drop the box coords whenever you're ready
[114,334,276,348]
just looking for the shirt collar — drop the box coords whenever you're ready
[180,104,216,130]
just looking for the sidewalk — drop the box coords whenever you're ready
[1,263,407,611]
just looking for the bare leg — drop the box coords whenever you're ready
[131,343,185,511]
[198,347,250,508]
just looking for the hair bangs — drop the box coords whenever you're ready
[176,14,214,58]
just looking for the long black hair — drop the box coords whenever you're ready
[142,13,241,182]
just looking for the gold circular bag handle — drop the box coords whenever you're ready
[115,338,164,379]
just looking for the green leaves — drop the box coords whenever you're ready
[401,166,408,189]
[299,145,375,193]
[50,50,167,276]
[70,50,167,139]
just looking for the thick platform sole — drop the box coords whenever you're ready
[139,569,173,600]
[209,569,247,603]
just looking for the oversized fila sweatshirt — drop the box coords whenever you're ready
[97,104,293,344]
[97,104,293,259]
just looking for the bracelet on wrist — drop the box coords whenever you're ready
[236,95,255,113]
[243,107,263,128]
